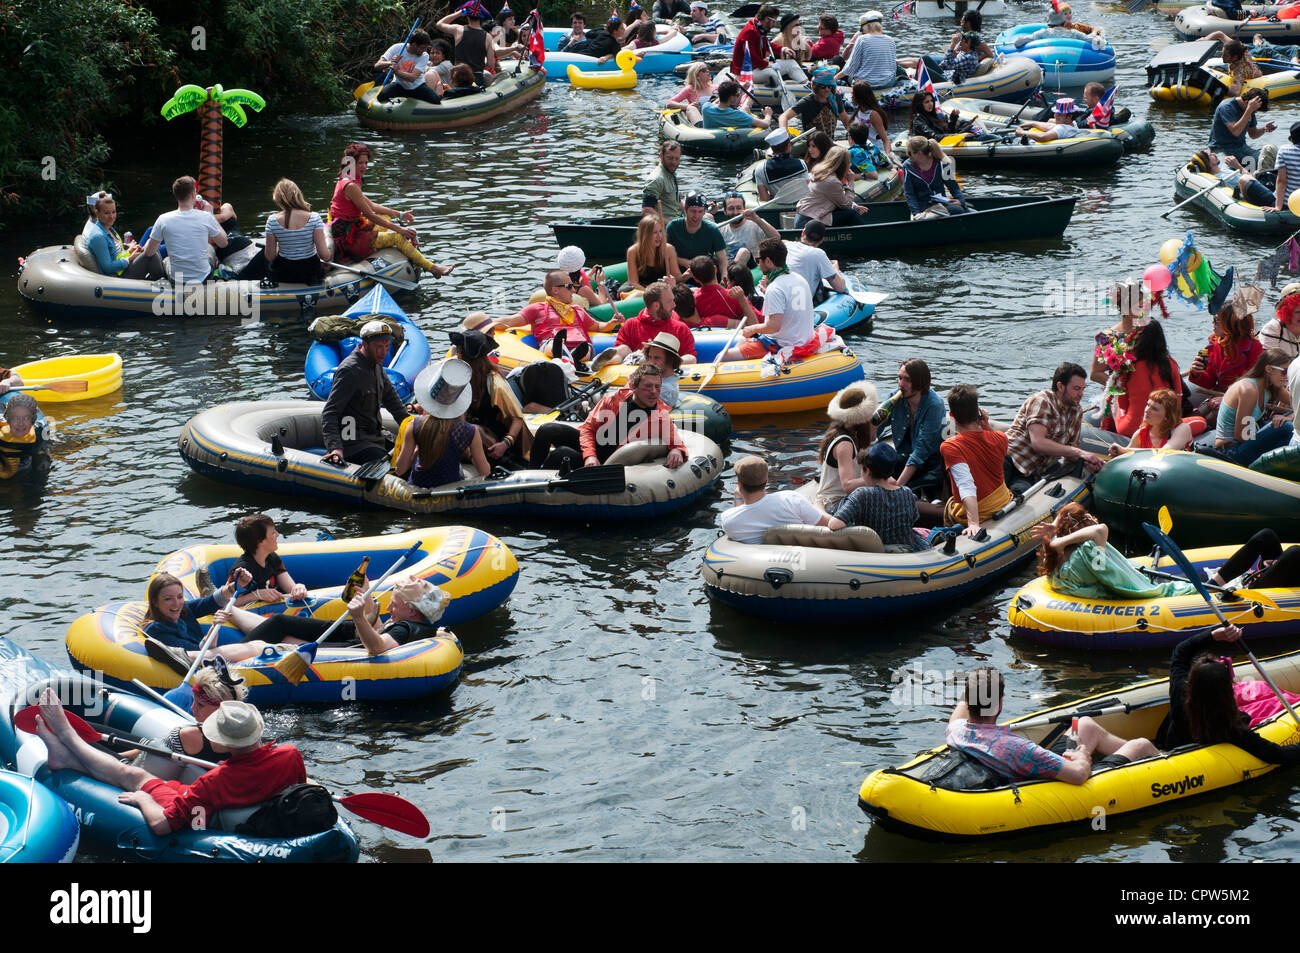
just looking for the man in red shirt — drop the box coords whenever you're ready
[807,14,843,61]
[731,4,780,79]
[940,384,1013,537]
[32,689,307,836]
[608,281,699,365]
[493,270,619,366]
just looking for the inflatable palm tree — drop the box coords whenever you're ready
[160,85,266,206]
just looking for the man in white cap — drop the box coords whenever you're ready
[754,127,810,203]
[557,244,610,309]
[686,0,728,44]
[836,11,898,89]
[32,689,308,836]
[322,319,413,466]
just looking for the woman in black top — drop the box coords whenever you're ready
[449,327,531,469]
[1156,624,1300,765]
[909,90,973,139]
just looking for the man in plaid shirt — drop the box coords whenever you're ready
[936,33,981,84]
[1003,362,1104,493]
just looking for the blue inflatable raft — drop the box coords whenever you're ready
[995,24,1116,87]
[0,768,78,863]
[305,284,430,403]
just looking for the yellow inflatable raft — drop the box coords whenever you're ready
[858,649,1300,839]
[1008,543,1300,650]
[66,527,518,704]
[567,49,638,89]
[10,353,122,402]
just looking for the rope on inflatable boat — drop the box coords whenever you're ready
[1011,597,1300,636]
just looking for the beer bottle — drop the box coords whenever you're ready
[872,390,902,426]
[342,556,370,603]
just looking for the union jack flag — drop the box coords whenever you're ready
[1090,84,1117,129]
[916,60,937,99]
[526,8,545,68]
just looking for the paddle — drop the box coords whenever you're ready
[717,195,780,228]
[330,260,420,292]
[13,706,430,838]
[1141,509,1300,731]
[274,540,425,683]
[1161,174,1236,219]
[173,584,247,689]
[694,314,750,392]
[8,380,89,395]
[1013,697,1164,729]
[355,17,422,100]
[414,464,627,500]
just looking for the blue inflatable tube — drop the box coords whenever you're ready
[0,769,79,863]
[995,24,1116,86]
[536,27,693,79]
[305,284,430,402]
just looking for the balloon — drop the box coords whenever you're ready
[1288,188,1300,217]
[1143,264,1171,293]
[1159,238,1182,265]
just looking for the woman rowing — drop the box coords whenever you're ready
[329,143,454,277]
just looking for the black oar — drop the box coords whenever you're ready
[731,2,760,16]
[1142,508,1300,730]
[414,465,627,500]
[1012,697,1164,729]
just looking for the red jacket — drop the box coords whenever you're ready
[808,29,844,60]
[145,743,308,833]
[579,387,687,461]
[731,18,773,73]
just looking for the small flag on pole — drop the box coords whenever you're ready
[916,59,937,99]
[1090,84,1117,129]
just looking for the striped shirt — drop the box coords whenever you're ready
[836,484,927,551]
[1276,144,1300,201]
[265,211,323,261]
[842,33,898,89]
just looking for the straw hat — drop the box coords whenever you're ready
[462,312,496,334]
[414,358,474,419]
[827,381,879,427]
[201,700,265,748]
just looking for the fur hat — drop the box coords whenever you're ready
[827,381,879,427]
[390,576,449,624]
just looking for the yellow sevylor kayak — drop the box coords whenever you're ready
[1009,543,1300,650]
[858,649,1300,839]
[10,353,122,402]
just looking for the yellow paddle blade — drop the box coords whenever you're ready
[1158,505,1173,535]
[938,134,966,147]
[354,81,375,100]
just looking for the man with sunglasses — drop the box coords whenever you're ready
[492,270,619,369]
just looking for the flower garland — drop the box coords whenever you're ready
[1095,330,1138,424]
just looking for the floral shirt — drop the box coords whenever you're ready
[945,719,1063,780]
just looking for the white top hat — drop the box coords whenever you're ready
[414,358,474,419]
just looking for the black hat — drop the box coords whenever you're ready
[449,328,497,360]
[684,191,707,208]
[1290,120,1300,144]
[779,13,799,30]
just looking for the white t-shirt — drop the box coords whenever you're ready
[721,219,766,259]
[720,490,824,544]
[784,242,836,298]
[152,208,223,284]
[384,42,431,89]
[762,271,815,348]
[1052,123,1081,140]
[1289,355,1300,446]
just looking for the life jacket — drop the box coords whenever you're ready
[0,420,43,480]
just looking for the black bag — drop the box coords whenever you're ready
[235,783,338,838]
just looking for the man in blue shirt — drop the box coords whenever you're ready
[888,357,946,499]
[1209,87,1275,166]
[701,81,774,129]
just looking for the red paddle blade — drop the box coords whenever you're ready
[337,792,430,838]
[12,705,103,745]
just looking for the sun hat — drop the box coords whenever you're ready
[765,127,791,146]
[812,66,837,86]
[449,328,497,361]
[827,380,879,427]
[414,358,474,419]
[461,311,496,334]
[391,576,449,624]
[360,319,394,339]
[201,700,265,748]
[1279,280,1300,300]
[647,331,681,357]
[557,245,586,272]
[860,10,884,24]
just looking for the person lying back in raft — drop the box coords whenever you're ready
[940,384,1011,538]
[213,575,454,657]
[322,320,415,467]
[1186,148,1276,207]
[720,454,843,544]
[492,270,620,370]
[718,239,814,362]
[374,27,441,104]
[83,190,165,280]
[528,363,688,470]
[948,666,1158,786]
[141,567,256,674]
[1016,98,1083,144]
[230,513,309,608]
[117,658,247,765]
[32,689,309,836]
[556,245,611,310]
[702,81,774,130]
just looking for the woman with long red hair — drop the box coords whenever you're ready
[1188,305,1262,420]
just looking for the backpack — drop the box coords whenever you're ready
[235,783,338,838]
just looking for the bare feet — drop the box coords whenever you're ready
[431,263,455,278]
[32,714,80,772]
[38,687,75,740]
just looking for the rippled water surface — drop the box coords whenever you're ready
[4,1,1300,862]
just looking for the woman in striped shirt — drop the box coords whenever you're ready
[264,178,330,284]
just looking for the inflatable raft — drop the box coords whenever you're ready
[1175,4,1300,41]
[939,96,1155,158]
[17,242,418,320]
[732,56,1043,110]
[1094,449,1300,549]
[1147,39,1300,105]
[493,327,866,415]
[1009,542,1300,649]
[658,108,770,156]
[0,637,360,862]
[355,66,545,131]
[702,474,1091,622]
[1172,162,1300,234]
[305,284,430,402]
[892,124,1124,167]
[508,29,691,80]
[178,399,724,519]
[9,353,122,403]
[995,24,1117,87]
[858,647,1300,840]
[0,769,79,863]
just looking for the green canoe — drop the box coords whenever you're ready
[1094,449,1300,549]
[356,67,545,132]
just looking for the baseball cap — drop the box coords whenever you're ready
[684,191,707,208]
